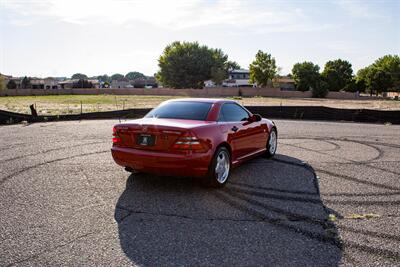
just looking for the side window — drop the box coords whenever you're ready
[219,103,249,122]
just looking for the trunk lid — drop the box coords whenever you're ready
[114,118,213,151]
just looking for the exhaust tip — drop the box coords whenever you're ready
[124,167,135,173]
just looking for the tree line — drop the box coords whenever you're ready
[2,71,148,89]
[70,72,148,88]
[156,41,399,97]
[292,55,400,97]
[72,71,147,83]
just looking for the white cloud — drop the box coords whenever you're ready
[337,0,384,19]
[2,0,327,32]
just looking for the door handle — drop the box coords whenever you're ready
[231,126,238,132]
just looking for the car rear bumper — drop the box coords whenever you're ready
[111,146,212,177]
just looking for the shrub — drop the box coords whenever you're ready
[7,80,17,89]
[312,81,329,98]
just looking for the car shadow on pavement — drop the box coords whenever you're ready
[114,154,343,266]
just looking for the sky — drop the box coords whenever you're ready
[0,0,399,78]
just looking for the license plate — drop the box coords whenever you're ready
[136,134,155,146]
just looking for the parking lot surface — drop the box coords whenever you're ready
[1,119,399,266]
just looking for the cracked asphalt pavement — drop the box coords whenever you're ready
[0,119,399,266]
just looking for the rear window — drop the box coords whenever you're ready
[145,101,212,121]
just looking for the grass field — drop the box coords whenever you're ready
[0,95,399,115]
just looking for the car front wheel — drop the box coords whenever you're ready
[207,147,231,187]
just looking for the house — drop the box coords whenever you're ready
[133,77,158,88]
[58,79,73,89]
[276,76,295,91]
[58,79,100,89]
[111,80,130,88]
[31,77,60,89]
[204,69,252,87]
[111,77,158,88]
[0,73,12,88]
[7,77,23,89]
[2,76,65,89]
[0,73,12,82]
[43,77,61,89]
[223,69,252,87]
[386,92,400,99]
[205,69,296,90]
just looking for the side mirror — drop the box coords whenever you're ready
[249,114,262,122]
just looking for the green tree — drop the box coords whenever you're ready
[97,74,111,83]
[7,79,17,89]
[111,73,124,81]
[125,71,146,80]
[357,66,381,95]
[353,78,366,93]
[72,79,93,88]
[291,62,320,92]
[21,76,31,89]
[355,55,400,95]
[372,55,400,91]
[249,50,277,87]
[210,48,230,85]
[368,67,393,95]
[157,41,231,88]
[226,61,241,71]
[356,67,370,93]
[312,80,329,98]
[71,73,88,80]
[103,81,110,88]
[341,78,360,93]
[210,67,227,85]
[321,59,354,91]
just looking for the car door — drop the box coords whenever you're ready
[242,116,268,153]
[218,103,253,161]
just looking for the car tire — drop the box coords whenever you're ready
[206,147,231,187]
[264,128,277,158]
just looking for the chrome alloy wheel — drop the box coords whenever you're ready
[215,150,230,184]
[269,130,277,155]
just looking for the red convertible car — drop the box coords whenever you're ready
[111,98,277,187]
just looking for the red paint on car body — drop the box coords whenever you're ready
[111,98,276,178]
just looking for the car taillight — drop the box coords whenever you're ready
[172,133,207,152]
[112,127,121,144]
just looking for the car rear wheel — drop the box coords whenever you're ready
[207,147,231,187]
[264,128,277,158]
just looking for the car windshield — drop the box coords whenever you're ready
[145,101,212,121]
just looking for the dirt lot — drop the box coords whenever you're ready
[1,119,399,266]
[0,95,399,115]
